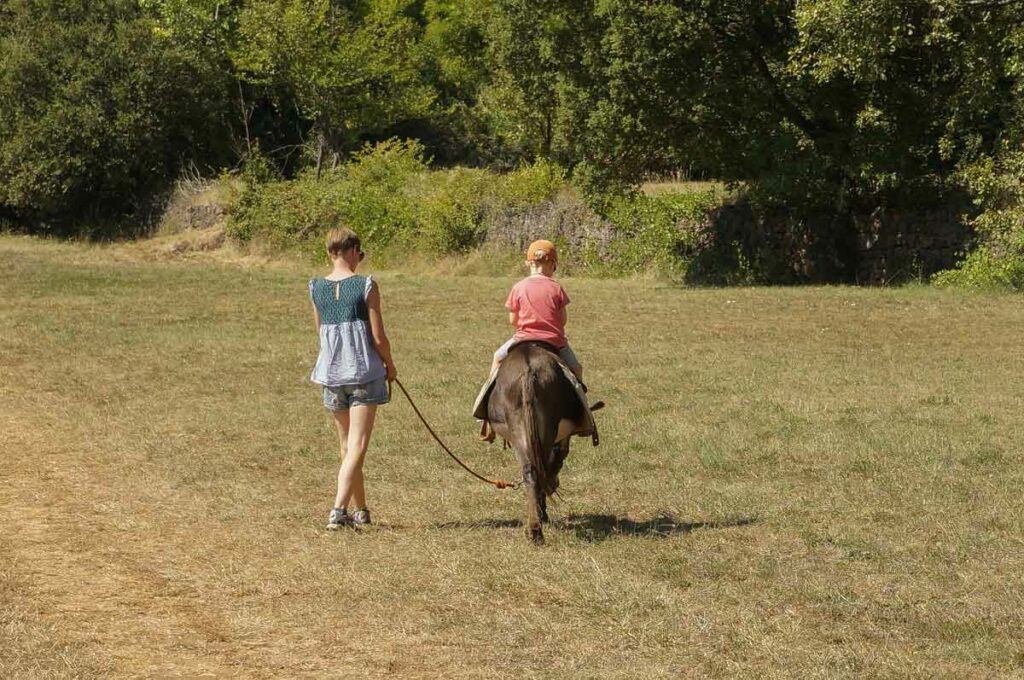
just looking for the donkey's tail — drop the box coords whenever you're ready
[520,372,548,495]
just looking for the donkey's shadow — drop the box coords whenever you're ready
[555,513,758,542]
[432,513,757,541]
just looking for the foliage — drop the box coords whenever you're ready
[413,167,492,252]
[961,150,1024,252]
[933,148,1024,290]
[227,139,426,259]
[232,0,435,172]
[0,0,234,233]
[932,247,1024,291]
[228,139,719,276]
[593,192,721,279]
[229,140,570,259]
[3,0,1023,279]
[478,0,1024,279]
[337,139,426,247]
[500,159,567,207]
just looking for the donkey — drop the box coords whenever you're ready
[485,341,595,543]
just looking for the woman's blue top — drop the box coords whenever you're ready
[308,275,387,386]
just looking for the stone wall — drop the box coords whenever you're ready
[855,205,972,284]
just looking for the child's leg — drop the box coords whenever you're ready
[559,345,584,383]
[491,337,515,373]
[480,338,515,441]
[334,404,378,510]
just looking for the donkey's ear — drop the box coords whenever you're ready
[589,401,605,412]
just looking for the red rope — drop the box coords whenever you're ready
[393,378,519,490]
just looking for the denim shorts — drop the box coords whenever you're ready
[322,377,390,411]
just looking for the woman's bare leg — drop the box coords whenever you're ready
[334,404,377,510]
[332,409,350,509]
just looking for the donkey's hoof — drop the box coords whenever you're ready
[528,527,545,544]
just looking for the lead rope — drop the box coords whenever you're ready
[392,378,520,490]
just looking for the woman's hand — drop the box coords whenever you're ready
[386,362,398,382]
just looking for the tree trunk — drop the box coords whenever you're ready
[315,130,326,180]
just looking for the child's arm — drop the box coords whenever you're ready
[367,282,397,381]
[506,284,519,328]
[560,284,570,327]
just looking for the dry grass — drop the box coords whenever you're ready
[640,180,728,196]
[1,234,1022,678]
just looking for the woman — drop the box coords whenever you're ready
[309,227,397,529]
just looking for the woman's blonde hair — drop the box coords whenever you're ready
[326,226,360,257]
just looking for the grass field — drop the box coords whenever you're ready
[2,234,1023,678]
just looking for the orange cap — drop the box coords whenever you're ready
[526,239,558,264]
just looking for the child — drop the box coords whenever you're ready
[480,239,583,439]
[309,227,397,530]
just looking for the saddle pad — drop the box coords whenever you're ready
[472,362,598,446]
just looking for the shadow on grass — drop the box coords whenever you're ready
[556,513,759,542]
[432,519,523,530]
[430,514,758,540]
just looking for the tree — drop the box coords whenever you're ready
[232,0,435,177]
[536,0,1024,278]
[0,0,234,232]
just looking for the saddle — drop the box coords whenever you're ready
[472,341,600,447]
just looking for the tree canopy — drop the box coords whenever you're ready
[1,0,1022,271]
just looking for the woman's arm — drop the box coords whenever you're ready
[367,282,397,381]
[311,298,321,331]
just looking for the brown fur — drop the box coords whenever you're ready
[487,341,586,543]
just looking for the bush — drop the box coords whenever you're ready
[226,172,346,260]
[225,140,723,277]
[413,167,493,252]
[228,145,575,261]
[227,139,425,260]
[499,159,567,208]
[932,149,1024,291]
[932,247,1024,291]
[0,0,233,234]
[337,139,427,247]
[601,192,718,278]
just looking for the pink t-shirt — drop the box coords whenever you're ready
[506,275,570,348]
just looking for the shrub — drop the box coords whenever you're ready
[499,159,567,208]
[226,171,346,260]
[225,141,724,277]
[0,0,233,234]
[414,167,492,252]
[337,139,427,247]
[932,247,1024,291]
[959,151,1024,255]
[933,149,1024,291]
[226,139,426,259]
[593,190,721,279]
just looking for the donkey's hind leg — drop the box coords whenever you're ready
[522,463,544,543]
